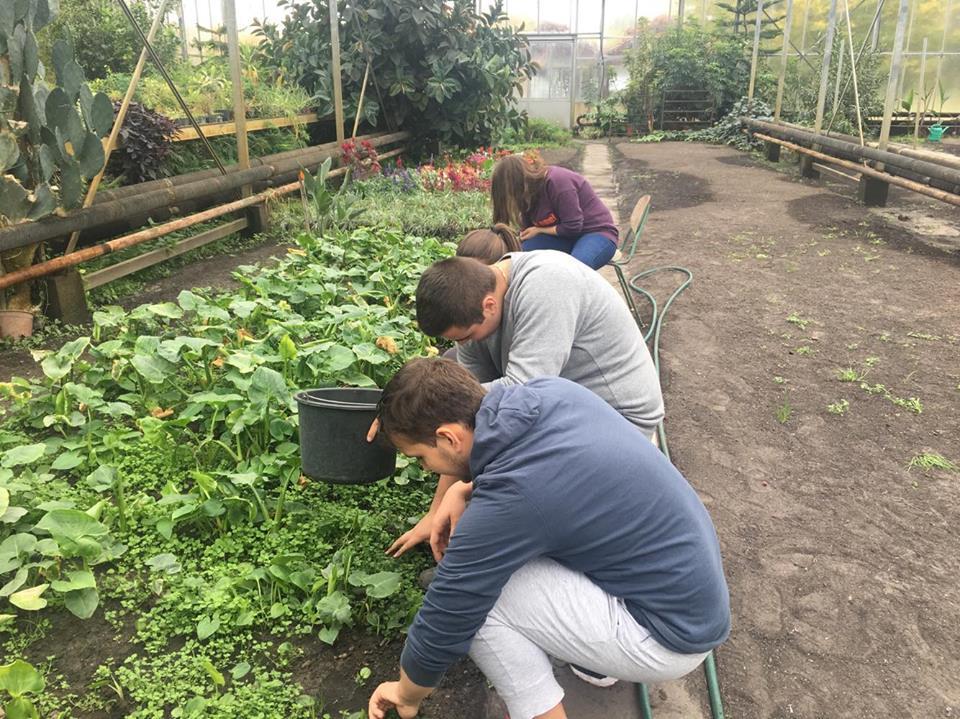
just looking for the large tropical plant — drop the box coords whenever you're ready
[253,0,535,149]
[0,0,113,309]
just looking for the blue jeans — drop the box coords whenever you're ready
[520,232,618,270]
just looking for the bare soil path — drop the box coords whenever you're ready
[609,140,959,719]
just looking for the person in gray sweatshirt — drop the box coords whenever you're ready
[367,358,729,719]
[384,250,664,561]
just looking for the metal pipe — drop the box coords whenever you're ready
[879,0,911,152]
[775,0,795,120]
[814,0,839,134]
[748,0,765,100]
[753,131,960,206]
[745,118,960,186]
[0,132,408,252]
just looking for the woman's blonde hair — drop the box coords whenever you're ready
[456,224,521,265]
[491,153,549,227]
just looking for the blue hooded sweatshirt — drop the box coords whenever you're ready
[399,377,730,688]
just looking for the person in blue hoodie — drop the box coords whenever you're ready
[367,358,730,719]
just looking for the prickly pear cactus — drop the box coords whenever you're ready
[0,0,115,227]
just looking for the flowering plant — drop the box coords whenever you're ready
[341,139,382,180]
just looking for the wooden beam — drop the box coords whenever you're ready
[172,113,320,142]
[329,0,345,143]
[224,0,250,187]
[83,219,249,289]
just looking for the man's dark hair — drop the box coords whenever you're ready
[378,358,486,446]
[416,257,496,336]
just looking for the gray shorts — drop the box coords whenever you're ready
[467,557,709,719]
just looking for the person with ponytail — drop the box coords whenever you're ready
[491,154,619,270]
[456,224,521,265]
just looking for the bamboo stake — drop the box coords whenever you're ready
[932,0,953,119]
[842,0,865,144]
[351,61,371,140]
[748,0,765,100]
[814,0,839,134]
[64,0,169,255]
[833,37,845,115]
[775,0,795,120]
[879,0,911,154]
[912,37,928,143]
[896,0,917,100]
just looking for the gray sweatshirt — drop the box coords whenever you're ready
[457,250,664,434]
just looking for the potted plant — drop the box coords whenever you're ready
[0,264,35,340]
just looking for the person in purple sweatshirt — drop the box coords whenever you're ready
[367,358,730,719]
[491,153,619,270]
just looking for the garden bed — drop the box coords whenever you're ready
[611,140,959,717]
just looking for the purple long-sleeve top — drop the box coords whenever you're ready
[521,166,620,245]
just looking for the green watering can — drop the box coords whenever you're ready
[927,124,946,142]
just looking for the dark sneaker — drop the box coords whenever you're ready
[418,566,437,589]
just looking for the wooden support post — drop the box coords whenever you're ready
[46,270,92,325]
[65,0,169,255]
[329,0,345,144]
[871,0,882,51]
[800,0,811,56]
[800,154,819,178]
[814,0,839,135]
[764,140,782,162]
[224,0,249,175]
[774,0,795,121]
[858,175,890,206]
[833,37,845,115]
[748,0,765,100]
[351,62,371,139]
[880,0,911,153]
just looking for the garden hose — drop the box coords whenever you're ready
[626,266,725,719]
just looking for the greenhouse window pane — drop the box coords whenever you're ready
[539,0,575,32]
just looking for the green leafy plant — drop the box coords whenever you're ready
[109,101,177,184]
[827,399,849,415]
[907,452,958,473]
[299,158,363,236]
[0,659,46,719]
[775,399,792,424]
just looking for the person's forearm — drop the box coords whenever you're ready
[427,474,460,514]
[398,668,434,704]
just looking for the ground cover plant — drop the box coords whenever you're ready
[0,222,455,716]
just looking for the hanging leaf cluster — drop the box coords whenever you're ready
[0,0,114,226]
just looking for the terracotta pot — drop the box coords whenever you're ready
[0,310,34,339]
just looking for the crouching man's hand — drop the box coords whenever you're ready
[430,481,472,562]
[368,672,432,719]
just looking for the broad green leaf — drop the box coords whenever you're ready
[0,568,28,598]
[323,345,356,372]
[34,509,109,541]
[225,352,259,374]
[131,354,175,384]
[63,587,99,619]
[5,696,40,719]
[51,569,96,593]
[317,624,341,645]
[85,465,115,493]
[0,659,44,697]
[354,571,401,599]
[145,553,181,574]
[0,487,7,516]
[230,662,250,680]
[186,392,243,405]
[352,342,390,365]
[0,534,37,558]
[0,506,26,525]
[279,335,297,361]
[9,584,48,611]
[247,366,289,407]
[196,615,220,640]
[200,659,225,687]
[145,302,184,319]
[316,590,351,624]
[1,444,46,468]
[40,337,90,380]
[51,451,83,471]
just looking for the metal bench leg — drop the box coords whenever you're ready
[614,263,645,330]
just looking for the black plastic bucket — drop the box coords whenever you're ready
[295,388,396,484]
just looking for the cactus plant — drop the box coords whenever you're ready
[0,0,114,309]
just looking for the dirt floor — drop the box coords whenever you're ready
[611,139,959,718]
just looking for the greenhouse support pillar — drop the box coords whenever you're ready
[871,0,882,50]
[224,0,251,196]
[879,0,911,154]
[832,38,845,113]
[748,0,765,100]
[912,37,928,142]
[46,270,91,325]
[329,0,346,144]
[774,0,795,121]
[178,0,190,61]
